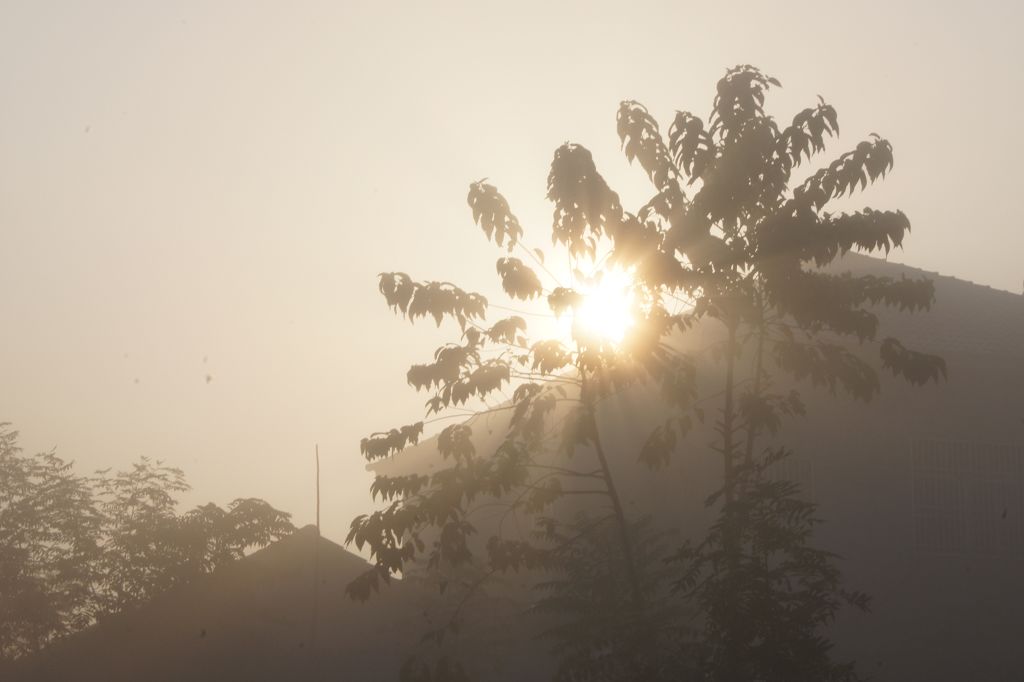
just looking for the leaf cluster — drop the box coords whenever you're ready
[671,451,869,682]
[0,425,294,659]
[355,64,947,681]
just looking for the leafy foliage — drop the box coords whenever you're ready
[496,257,544,300]
[94,458,293,613]
[362,422,425,461]
[378,273,487,329]
[533,515,691,682]
[0,425,293,660]
[0,425,102,659]
[671,452,869,682]
[354,64,945,680]
[468,181,523,250]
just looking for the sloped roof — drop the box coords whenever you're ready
[9,526,421,682]
[826,253,1024,360]
[356,254,1024,682]
[370,253,1024,479]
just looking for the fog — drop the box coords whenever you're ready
[2,0,1021,546]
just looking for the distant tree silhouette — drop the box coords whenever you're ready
[0,424,102,659]
[0,424,294,660]
[350,65,944,680]
[93,458,293,614]
[533,514,691,681]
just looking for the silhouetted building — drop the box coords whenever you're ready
[7,526,423,681]
[371,253,1024,682]
[8,526,551,682]
[12,255,1024,681]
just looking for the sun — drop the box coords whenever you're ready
[569,268,636,346]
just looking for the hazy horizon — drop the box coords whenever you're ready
[2,0,1021,544]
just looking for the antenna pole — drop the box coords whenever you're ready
[315,444,321,535]
[312,444,321,657]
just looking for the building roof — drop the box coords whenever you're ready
[9,526,421,682]
[825,253,1024,360]
[370,253,1024,479]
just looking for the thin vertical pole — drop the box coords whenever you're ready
[312,444,321,657]
[315,444,321,535]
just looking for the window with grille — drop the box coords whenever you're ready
[911,440,1024,555]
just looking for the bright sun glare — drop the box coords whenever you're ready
[569,268,636,345]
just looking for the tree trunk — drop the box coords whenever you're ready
[581,372,644,609]
[721,320,739,503]
[719,318,745,682]
[743,304,767,468]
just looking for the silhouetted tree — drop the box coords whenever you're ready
[533,514,690,681]
[671,451,869,682]
[614,64,944,681]
[94,458,293,613]
[0,424,294,660]
[0,424,102,659]
[350,65,944,680]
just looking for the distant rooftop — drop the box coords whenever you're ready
[827,253,1024,360]
[9,526,419,682]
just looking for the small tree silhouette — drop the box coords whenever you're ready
[350,65,944,680]
[0,424,295,660]
[94,458,294,613]
[0,424,102,659]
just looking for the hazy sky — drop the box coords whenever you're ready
[2,1,1021,544]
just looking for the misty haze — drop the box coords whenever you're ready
[2,2,1023,681]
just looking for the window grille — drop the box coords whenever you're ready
[911,440,1023,555]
